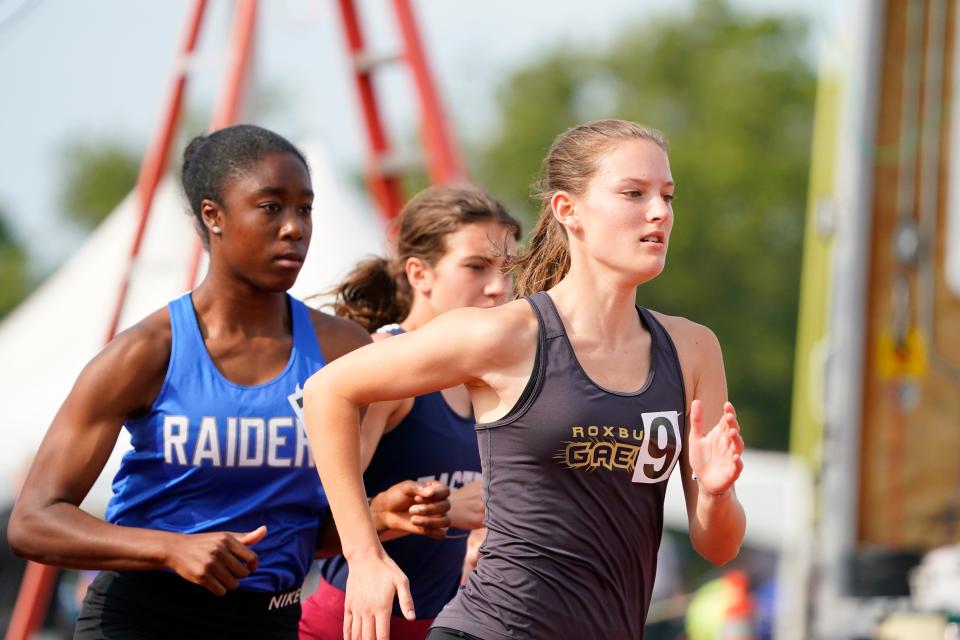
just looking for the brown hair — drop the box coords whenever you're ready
[330,185,521,331]
[509,119,669,297]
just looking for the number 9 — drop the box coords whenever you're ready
[631,411,682,484]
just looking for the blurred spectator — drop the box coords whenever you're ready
[686,570,757,640]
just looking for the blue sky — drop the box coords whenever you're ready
[0,0,822,274]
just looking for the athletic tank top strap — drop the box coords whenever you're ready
[290,294,324,362]
[638,306,688,412]
[526,291,566,341]
[167,293,203,368]
[375,323,403,336]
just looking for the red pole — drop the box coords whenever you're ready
[336,0,407,219]
[5,4,209,640]
[209,0,258,131]
[4,562,57,640]
[391,0,465,184]
[184,0,259,290]
[102,0,208,343]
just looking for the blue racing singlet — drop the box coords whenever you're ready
[317,326,481,619]
[104,292,328,592]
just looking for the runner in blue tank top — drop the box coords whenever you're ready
[9,125,451,639]
[304,120,748,640]
[300,185,521,640]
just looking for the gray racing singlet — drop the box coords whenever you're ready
[431,291,686,639]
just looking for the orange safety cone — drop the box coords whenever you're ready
[721,570,756,640]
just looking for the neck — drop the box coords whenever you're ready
[399,295,438,332]
[191,266,290,337]
[549,263,639,345]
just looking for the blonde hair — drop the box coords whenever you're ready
[510,119,669,297]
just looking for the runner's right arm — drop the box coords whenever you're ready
[9,310,265,595]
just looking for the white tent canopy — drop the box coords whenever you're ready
[0,143,386,509]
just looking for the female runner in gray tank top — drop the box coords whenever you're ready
[304,119,747,640]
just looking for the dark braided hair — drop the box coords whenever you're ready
[181,124,309,247]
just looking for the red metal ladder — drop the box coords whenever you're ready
[335,0,466,221]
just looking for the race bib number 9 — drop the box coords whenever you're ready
[631,411,682,484]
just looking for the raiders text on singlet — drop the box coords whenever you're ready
[105,293,328,592]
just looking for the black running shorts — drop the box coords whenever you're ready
[74,570,301,639]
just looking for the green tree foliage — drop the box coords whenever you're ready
[0,209,28,320]
[474,0,815,450]
[60,140,140,229]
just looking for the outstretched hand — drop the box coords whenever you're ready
[687,400,744,497]
[370,480,451,539]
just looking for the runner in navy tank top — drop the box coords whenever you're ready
[304,120,747,640]
[8,125,450,639]
[300,185,521,640]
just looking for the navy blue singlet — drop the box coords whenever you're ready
[318,325,481,619]
[104,292,328,592]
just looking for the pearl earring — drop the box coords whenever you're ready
[211,225,222,235]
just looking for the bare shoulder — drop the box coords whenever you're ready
[439,298,538,358]
[648,311,723,381]
[473,298,538,334]
[103,306,172,373]
[75,306,173,418]
[649,311,720,353]
[306,307,373,362]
